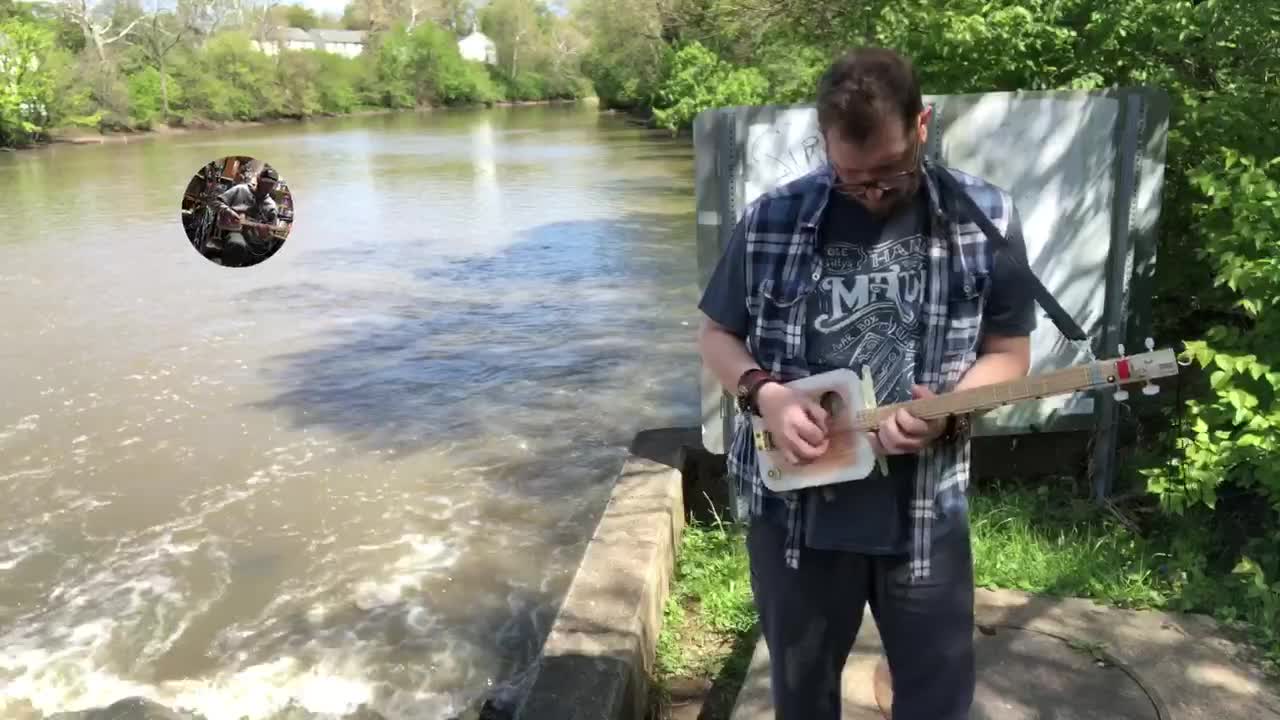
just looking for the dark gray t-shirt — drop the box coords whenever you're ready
[801,190,927,554]
[699,183,1036,555]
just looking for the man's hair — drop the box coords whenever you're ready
[816,47,923,144]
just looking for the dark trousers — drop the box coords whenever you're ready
[221,231,250,267]
[747,519,975,720]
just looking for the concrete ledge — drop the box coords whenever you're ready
[510,428,696,720]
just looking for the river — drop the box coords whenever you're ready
[0,104,702,720]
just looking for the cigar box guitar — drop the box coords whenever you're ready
[217,206,279,234]
[750,340,1181,493]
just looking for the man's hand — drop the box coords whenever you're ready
[756,382,831,466]
[871,384,947,455]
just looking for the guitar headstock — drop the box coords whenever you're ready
[1111,338,1181,401]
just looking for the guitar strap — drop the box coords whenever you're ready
[931,166,1092,349]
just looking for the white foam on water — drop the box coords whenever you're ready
[0,530,234,718]
[351,535,460,611]
[1,435,485,720]
[0,466,54,484]
[0,533,49,571]
[0,414,41,441]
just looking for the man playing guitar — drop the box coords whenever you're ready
[210,164,283,267]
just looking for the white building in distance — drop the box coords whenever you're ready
[253,28,368,57]
[457,27,497,65]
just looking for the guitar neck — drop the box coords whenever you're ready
[225,220,274,231]
[850,360,1121,431]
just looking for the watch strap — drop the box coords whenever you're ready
[736,369,775,414]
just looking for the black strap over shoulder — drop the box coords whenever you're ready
[931,166,1092,345]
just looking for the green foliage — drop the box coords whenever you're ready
[972,482,1280,673]
[972,484,1170,607]
[573,0,672,110]
[655,518,755,680]
[1142,155,1280,522]
[177,32,278,120]
[126,66,182,125]
[312,51,364,114]
[477,0,590,102]
[753,42,829,105]
[0,0,583,146]
[373,23,501,107]
[284,4,322,30]
[652,41,767,132]
[0,17,55,145]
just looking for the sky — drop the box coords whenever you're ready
[294,0,349,17]
[290,0,539,21]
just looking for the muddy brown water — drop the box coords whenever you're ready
[0,105,701,720]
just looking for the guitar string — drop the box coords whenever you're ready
[850,365,1099,431]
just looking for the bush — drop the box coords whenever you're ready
[651,41,768,132]
[179,32,278,120]
[1149,155,1280,516]
[126,66,183,125]
[0,17,55,144]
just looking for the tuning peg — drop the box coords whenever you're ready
[1115,388,1129,401]
[1143,382,1160,396]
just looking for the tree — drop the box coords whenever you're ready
[480,0,542,77]
[283,2,318,28]
[181,0,239,44]
[126,1,194,116]
[0,17,56,144]
[55,0,143,63]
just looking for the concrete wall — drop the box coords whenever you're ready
[502,429,695,720]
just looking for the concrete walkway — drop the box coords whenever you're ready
[731,588,1280,720]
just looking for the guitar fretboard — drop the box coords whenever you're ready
[850,363,1111,431]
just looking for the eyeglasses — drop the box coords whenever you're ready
[831,137,922,201]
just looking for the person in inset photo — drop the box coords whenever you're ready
[211,163,284,268]
[180,157,294,268]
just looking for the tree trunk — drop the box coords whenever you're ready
[160,57,170,116]
[91,30,108,64]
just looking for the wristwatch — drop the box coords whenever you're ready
[736,369,776,415]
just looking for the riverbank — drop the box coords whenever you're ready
[4,97,598,152]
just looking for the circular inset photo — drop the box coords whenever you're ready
[180,156,295,267]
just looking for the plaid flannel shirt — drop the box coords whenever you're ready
[725,158,1014,580]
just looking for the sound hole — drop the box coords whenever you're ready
[820,391,844,416]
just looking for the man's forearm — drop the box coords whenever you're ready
[953,347,1031,393]
[698,319,760,392]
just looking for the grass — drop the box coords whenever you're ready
[652,517,757,720]
[969,483,1173,608]
[972,480,1280,676]
[652,479,1280,718]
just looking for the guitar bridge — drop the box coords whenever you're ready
[753,430,777,451]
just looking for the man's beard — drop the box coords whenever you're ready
[861,177,921,218]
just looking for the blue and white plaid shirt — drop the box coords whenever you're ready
[726,158,1015,580]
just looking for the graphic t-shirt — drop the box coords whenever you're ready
[800,189,928,554]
